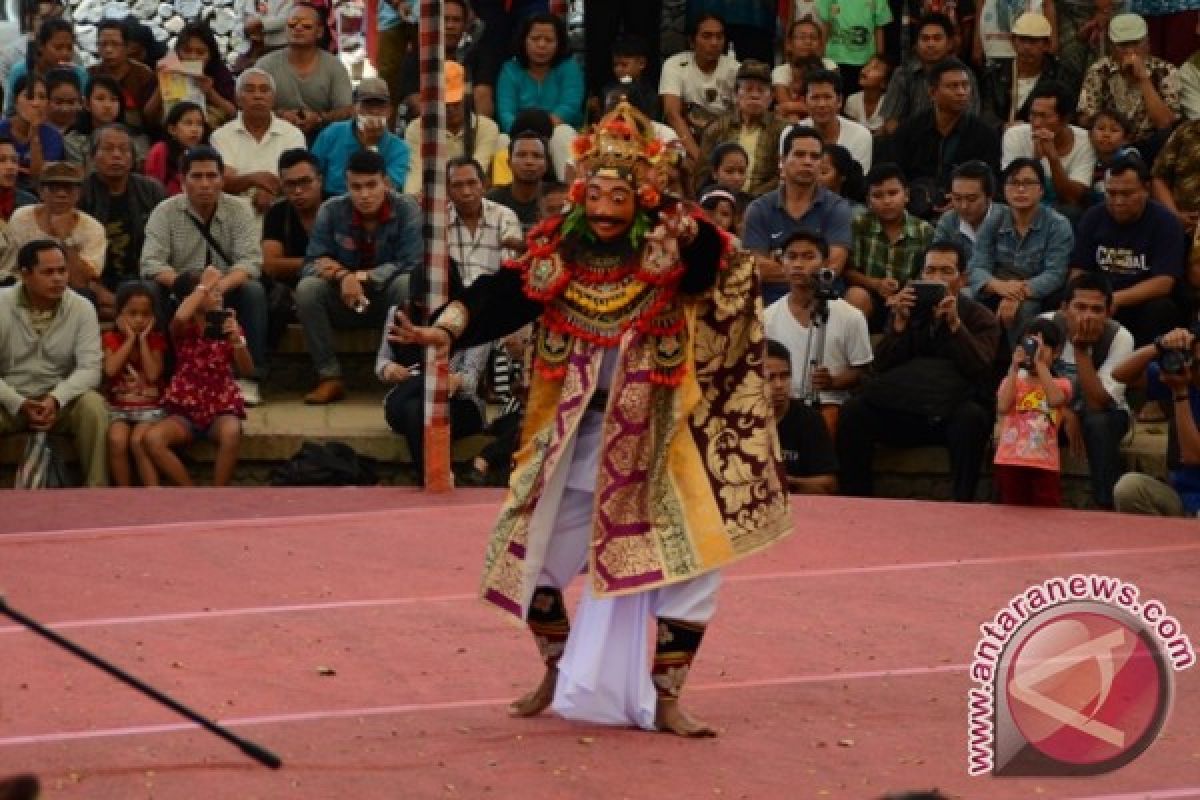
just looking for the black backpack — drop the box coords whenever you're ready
[269,441,380,487]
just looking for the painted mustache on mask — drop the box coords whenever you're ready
[587,215,628,227]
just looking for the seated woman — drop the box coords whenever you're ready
[495,13,583,182]
[0,75,65,191]
[967,157,1073,346]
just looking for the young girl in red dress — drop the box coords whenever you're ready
[103,282,167,486]
[142,266,254,486]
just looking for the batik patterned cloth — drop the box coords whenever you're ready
[480,242,793,620]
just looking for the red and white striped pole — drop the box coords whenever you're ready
[418,0,452,492]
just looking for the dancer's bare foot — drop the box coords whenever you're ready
[655,697,717,737]
[508,666,558,717]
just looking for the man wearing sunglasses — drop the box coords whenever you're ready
[255,3,354,137]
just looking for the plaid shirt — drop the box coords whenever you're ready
[140,193,262,281]
[851,210,934,283]
[1078,56,1182,141]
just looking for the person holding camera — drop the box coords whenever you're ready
[140,266,253,487]
[1111,325,1200,517]
[764,229,873,433]
[1038,273,1135,510]
[837,241,1003,502]
[994,318,1072,507]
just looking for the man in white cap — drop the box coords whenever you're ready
[311,77,412,196]
[980,12,1071,127]
[403,61,499,195]
[1077,12,1181,155]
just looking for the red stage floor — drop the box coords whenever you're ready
[1,488,1198,799]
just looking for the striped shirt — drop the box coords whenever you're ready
[446,198,522,288]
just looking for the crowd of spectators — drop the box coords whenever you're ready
[0,0,1198,514]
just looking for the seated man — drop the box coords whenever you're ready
[1070,155,1188,347]
[80,124,165,295]
[262,148,329,290]
[487,130,548,234]
[979,12,1069,126]
[140,146,267,404]
[210,67,306,219]
[764,230,872,430]
[766,338,838,494]
[793,69,873,172]
[255,3,353,138]
[312,78,411,196]
[1001,81,1096,218]
[1041,273,1134,510]
[933,160,1004,264]
[1113,324,1200,517]
[1151,117,1200,239]
[296,150,422,405]
[694,60,788,196]
[837,241,1002,502]
[446,156,522,287]
[742,125,853,306]
[10,162,108,315]
[884,58,1001,219]
[1076,13,1181,160]
[0,239,107,486]
[844,163,935,329]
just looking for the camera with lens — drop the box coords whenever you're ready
[813,267,839,301]
[1157,336,1195,376]
[1020,335,1039,369]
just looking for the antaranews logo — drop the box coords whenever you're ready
[967,574,1194,777]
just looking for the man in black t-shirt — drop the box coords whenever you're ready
[767,339,838,494]
[263,149,329,289]
[486,131,548,234]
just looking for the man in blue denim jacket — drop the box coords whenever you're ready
[296,150,423,404]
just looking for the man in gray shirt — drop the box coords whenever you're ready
[0,239,107,486]
[140,146,267,405]
[255,3,355,139]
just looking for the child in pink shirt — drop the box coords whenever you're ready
[994,318,1072,507]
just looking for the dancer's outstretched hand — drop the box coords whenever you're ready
[389,310,451,357]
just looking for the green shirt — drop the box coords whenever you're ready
[816,0,893,66]
[851,210,935,283]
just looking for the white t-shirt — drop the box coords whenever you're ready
[658,51,740,116]
[844,91,884,133]
[1001,123,1096,189]
[1038,311,1133,412]
[792,116,874,171]
[764,296,873,405]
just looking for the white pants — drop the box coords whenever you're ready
[541,487,721,728]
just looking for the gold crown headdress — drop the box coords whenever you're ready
[570,101,663,184]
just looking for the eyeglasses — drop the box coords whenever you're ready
[42,183,77,192]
